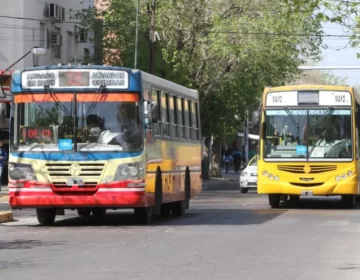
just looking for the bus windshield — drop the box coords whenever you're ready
[263,108,352,160]
[12,93,143,152]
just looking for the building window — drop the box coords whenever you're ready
[52,27,61,59]
[83,48,90,64]
[75,26,87,43]
[67,31,73,61]
[39,22,45,48]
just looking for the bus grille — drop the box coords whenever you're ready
[45,163,105,181]
[277,165,337,174]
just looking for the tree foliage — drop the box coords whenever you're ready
[74,0,326,139]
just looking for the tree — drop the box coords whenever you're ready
[74,0,326,177]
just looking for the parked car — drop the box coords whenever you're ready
[239,155,257,193]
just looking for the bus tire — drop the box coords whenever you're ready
[154,169,162,216]
[36,208,56,225]
[77,208,91,216]
[161,204,171,217]
[268,194,280,208]
[171,200,186,216]
[341,195,356,208]
[134,207,153,224]
[92,208,107,216]
[185,168,191,209]
[289,195,300,203]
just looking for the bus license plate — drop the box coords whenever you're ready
[67,178,84,186]
[301,190,313,196]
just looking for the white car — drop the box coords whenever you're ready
[239,156,257,193]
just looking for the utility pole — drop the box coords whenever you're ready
[148,0,156,74]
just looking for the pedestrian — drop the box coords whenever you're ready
[0,140,8,191]
[232,147,242,174]
[223,150,232,174]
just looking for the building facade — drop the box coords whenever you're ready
[0,0,93,72]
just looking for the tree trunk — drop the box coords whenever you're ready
[210,137,222,177]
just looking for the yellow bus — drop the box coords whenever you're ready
[9,65,202,224]
[255,85,358,208]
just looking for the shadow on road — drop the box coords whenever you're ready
[278,196,360,210]
[0,239,65,250]
[13,207,287,228]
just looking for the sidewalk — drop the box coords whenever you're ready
[0,185,12,223]
[0,185,9,202]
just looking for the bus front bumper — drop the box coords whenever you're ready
[8,181,149,209]
[257,176,358,195]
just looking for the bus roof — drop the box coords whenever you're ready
[11,65,199,99]
[141,71,198,100]
[264,84,354,92]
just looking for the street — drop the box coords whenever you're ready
[1,178,360,280]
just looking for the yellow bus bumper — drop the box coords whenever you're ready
[257,175,358,195]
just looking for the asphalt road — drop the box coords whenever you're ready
[1,179,360,280]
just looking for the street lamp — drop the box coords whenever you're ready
[4,47,47,72]
[0,47,47,98]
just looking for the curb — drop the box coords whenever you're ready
[0,195,8,203]
[0,211,13,223]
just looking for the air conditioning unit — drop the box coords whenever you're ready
[44,4,65,21]
[51,32,62,46]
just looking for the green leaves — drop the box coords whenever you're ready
[76,0,325,138]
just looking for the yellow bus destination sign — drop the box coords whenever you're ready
[21,69,129,89]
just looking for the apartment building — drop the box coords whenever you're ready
[0,0,93,72]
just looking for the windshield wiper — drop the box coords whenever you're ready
[44,85,72,116]
[85,85,107,117]
[310,106,334,128]
[283,107,300,130]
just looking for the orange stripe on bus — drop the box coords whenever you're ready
[14,93,139,103]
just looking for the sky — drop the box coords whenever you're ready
[320,21,360,86]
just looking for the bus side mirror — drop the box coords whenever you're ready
[252,111,259,128]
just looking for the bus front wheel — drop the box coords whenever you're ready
[171,200,186,216]
[268,194,281,208]
[36,208,56,225]
[134,207,153,224]
[341,195,356,208]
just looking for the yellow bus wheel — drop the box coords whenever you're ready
[268,194,280,208]
[341,195,356,208]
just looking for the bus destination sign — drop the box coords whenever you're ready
[266,90,352,107]
[21,69,129,89]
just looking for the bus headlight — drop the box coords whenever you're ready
[262,170,268,176]
[274,175,279,181]
[336,176,341,181]
[8,163,37,181]
[112,162,144,182]
[347,170,353,176]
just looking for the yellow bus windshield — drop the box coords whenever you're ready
[263,108,352,160]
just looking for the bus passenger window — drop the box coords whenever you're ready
[194,102,200,140]
[183,99,190,138]
[186,100,191,138]
[169,96,176,137]
[177,98,183,138]
[151,89,161,136]
[162,92,170,137]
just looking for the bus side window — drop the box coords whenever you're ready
[169,95,176,137]
[184,99,190,139]
[194,102,200,140]
[151,89,161,136]
[177,98,183,138]
[356,104,360,159]
[161,92,170,137]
